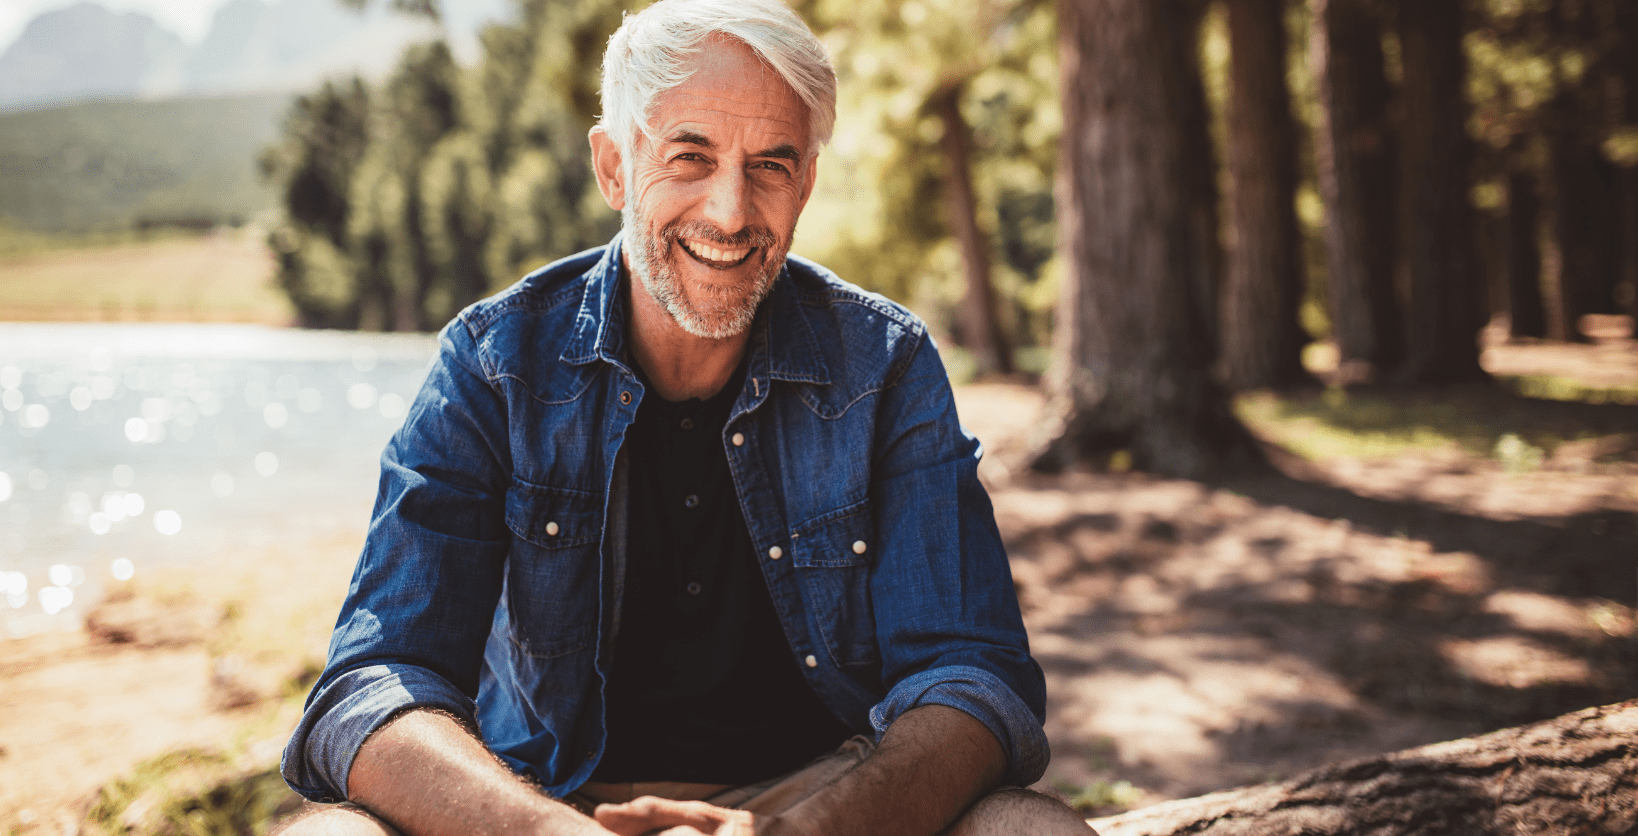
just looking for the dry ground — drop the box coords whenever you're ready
[0,319,1634,832]
[0,229,290,325]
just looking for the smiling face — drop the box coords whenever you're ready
[591,37,816,340]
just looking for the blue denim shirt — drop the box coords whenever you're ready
[281,234,1049,802]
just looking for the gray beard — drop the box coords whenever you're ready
[622,205,785,340]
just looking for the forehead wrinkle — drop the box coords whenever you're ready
[658,88,799,119]
[656,110,807,145]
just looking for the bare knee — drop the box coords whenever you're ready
[945,787,1098,836]
[273,802,403,836]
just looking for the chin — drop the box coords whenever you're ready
[625,211,783,339]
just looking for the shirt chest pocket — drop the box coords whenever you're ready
[791,500,880,670]
[503,481,603,659]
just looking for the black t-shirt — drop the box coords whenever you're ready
[591,362,855,783]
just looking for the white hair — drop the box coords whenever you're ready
[599,0,837,158]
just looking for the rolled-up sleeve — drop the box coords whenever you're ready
[865,336,1050,787]
[281,315,514,802]
[282,666,478,801]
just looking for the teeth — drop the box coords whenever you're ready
[685,239,749,263]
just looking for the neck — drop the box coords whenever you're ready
[624,261,752,402]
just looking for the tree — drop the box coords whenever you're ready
[263,0,622,332]
[806,0,1056,376]
[934,78,1015,376]
[261,78,372,328]
[1395,0,1488,384]
[1087,699,1638,836]
[1504,163,1547,338]
[1033,0,1262,479]
[1309,0,1400,385]
[1220,0,1314,391]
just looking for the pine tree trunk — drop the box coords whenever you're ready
[1547,115,1622,340]
[1035,0,1262,479]
[1395,0,1488,383]
[1616,0,1638,319]
[1619,164,1638,320]
[1505,169,1547,339]
[934,81,1014,377]
[1310,0,1401,385]
[1220,0,1315,391]
[1089,699,1638,836]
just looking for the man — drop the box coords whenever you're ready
[280,1,1091,833]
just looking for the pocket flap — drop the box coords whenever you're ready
[790,499,873,568]
[505,481,601,548]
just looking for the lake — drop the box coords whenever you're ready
[0,322,439,639]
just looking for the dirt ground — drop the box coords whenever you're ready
[1,321,1635,831]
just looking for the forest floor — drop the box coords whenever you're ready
[1,316,1634,833]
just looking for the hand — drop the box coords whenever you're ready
[593,796,758,836]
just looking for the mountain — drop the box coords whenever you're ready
[0,4,188,111]
[182,0,439,95]
[0,0,462,112]
[0,93,291,232]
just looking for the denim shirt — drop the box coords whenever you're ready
[281,234,1049,802]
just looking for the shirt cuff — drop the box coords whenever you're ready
[868,664,1050,786]
[281,664,477,802]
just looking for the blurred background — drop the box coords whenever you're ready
[0,0,1633,833]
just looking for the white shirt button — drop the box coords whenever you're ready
[545,521,559,536]
[805,654,818,668]
[731,432,745,446]
[768,545,783,560]
[852,540,867,554]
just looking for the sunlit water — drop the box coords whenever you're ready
[0,323,439,639]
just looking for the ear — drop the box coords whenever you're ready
[589,126,626,211]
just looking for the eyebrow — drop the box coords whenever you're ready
[664,131,803,164]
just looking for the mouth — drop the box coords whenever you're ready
[677,237,755,269]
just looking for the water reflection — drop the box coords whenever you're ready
[153,510,182,536]
[0,323,437,637]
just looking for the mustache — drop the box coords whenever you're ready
[661,219,780,250]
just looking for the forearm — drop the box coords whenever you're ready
[346,709,612,836]
[769,704,1007,836]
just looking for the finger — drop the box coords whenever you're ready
[596,797,732,833]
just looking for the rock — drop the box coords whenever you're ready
[85,595,207,648]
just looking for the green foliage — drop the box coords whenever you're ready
[798,0,1059,346]
[81,750,302,836]
[262,1,622,331]
[0,93,288,234]
[1052,778,1141,814]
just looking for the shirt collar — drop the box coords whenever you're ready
[562,232,831,388]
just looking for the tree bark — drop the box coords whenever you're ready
[1034,0,1262,479]
[1616,0,1638,319]
[1505,168,1547,339]
[934,80,1014,377]
[1089,699,1638,836]
[1395,0,1488,383]
[1220,0,1315,391]
[1545,107,1622,340]
[1310,0,1401,385]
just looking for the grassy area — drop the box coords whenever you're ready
[0,227,293,324]
[1236,382,1635,466]
[81,752,301,836]
[1500,374,1638,407]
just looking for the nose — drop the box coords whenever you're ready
[701,165,750,234]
